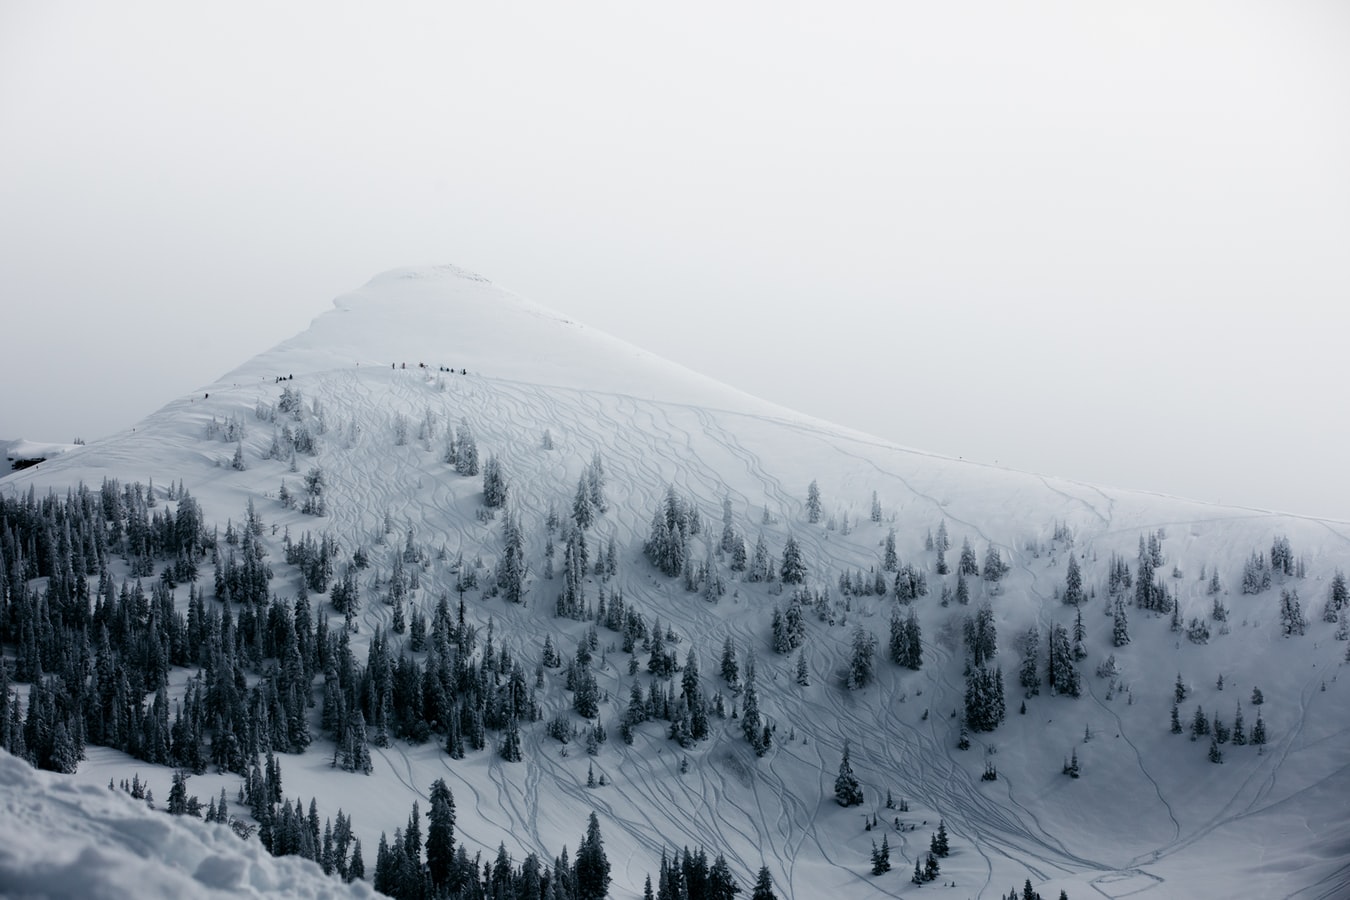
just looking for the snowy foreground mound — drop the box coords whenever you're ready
[4,265,1350,899]
[0,750,374,900]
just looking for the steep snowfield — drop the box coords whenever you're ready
[4,265,1349,899]
[0,749,375,899]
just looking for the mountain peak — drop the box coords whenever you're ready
[362,263,493,287]
[226,264,794,421]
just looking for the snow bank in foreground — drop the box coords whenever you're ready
[0,751,374,900]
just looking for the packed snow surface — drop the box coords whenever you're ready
[3,264,1349,899]
[0,750,375,899]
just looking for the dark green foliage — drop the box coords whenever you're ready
[963,603,998,667]
[482,453,509,507]
[575,812,611,900]
[1018,627,1040,695]
[752,865,778,900]
[846,625,877,689]
[959,538,979,576]
[1191,705,1210,740]
[964,666,1006,732]
[1063,554,1083,606]
[930,820,949,857]
[889,608,923,670]
[779,536,807,584]
[1280,589,1307,636]
[871,835,891,875]
[982,544,1009,582]
[835,739,864,806]
[1046,623,1080,697]
[645,486,698,577]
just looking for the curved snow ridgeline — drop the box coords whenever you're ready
[0,750,375,900]
[3,265,1350,899]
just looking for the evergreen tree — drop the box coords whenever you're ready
[1208,735,1224,764]
[846,625,877,689]
[482,454,509,508]
[426,778,455,890]
[1232,703,1248,746]
[983,544,1008,582]
[964,603,998,667]
[1019,627,1041,696]
[779,537,807,585]
[883,529,898,573]
[806,481,822,524]
[720,497,737,554]
[453,420,479,475]
[741,656,769,756]
[751,865,778,900]
[1327,570,1349,620]
[1047,623,1080,697]
[720,636,740,688]
[834,740,864,806]
[1072,607,1087,660]
[708,853,739,900]
[959,538,978,576]
[931,820,950,857]
[573,474,595,530]
[1191,706,1210,740]
[964,666,1006,732]
[871,835,892,875]
[575,812,611,900]
[1280,589,1307,637]
[1063,554,1083,606]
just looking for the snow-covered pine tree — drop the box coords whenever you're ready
[846,625,877,689]
[1112,598,1130,647]
[883,528,898,572]
[834,740,864,806]
[983,544,1009,582]
[1019,627,1040,696]
[959,538,979,576]
[1063,554,1083,606]
[780,536,807,584]
[482,454,509,508]
[806,480,822,524]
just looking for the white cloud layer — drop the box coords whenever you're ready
[2,0,1348,517]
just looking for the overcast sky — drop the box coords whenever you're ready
[3,1,1348,519]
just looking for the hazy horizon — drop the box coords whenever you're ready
[3,1,1348,519]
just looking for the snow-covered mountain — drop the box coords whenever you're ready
[3,265,1348,900]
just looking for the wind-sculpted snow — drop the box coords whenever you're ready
[0,750,376,900]
[4,266,1349,899]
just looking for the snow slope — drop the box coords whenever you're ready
[3,264,1349,899]
[0,749,375,899]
